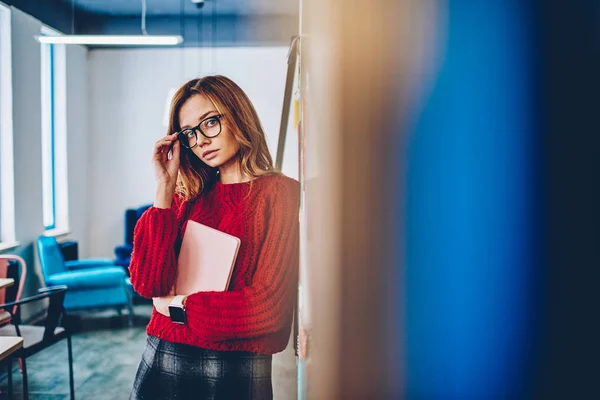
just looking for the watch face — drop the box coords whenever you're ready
[169,306,186,324]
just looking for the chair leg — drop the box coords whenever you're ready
[68,335,75,400]
[7,360,13,399]
[21,358,28,400]
[126,301,135,327]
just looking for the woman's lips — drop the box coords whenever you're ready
[203,149,219,160]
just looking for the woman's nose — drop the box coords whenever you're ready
[198,135,211,146]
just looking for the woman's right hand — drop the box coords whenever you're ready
[153,133,180,208]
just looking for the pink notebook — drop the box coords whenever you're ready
[175,220,241,295]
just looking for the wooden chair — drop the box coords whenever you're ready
[0,285,74,399]
[0,255,27,327]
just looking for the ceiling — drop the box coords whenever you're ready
[4,0,299,47]
[62,0,299,17]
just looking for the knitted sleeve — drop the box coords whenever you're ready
[129,195,183,298]
[185,179,300,341]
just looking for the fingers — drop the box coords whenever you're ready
[153,133,179,163]
[171,137,181,160]
[154,134,177,152]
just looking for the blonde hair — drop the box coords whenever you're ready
[167,75,279,200]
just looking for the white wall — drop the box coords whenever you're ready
[66,44,90,257]
[10,7,45,302]
[7,7,88,319]
[87,47,298,258]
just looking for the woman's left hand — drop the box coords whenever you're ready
[152,295,173,317]
[153,287,175,317]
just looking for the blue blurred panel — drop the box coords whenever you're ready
[406,0,535,398]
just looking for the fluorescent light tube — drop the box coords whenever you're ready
[36,35,183,46]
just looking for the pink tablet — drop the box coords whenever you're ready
[175,220,241,294]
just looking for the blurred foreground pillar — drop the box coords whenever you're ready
[300,0,433,398]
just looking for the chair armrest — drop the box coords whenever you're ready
[65,259,116,270]
[47,268,127,290]
[0,286,68,315]
[38,285,68,294]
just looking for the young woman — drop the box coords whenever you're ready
[129,75,299,400]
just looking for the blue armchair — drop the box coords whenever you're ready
[36,235,134,325]
[114,204,152,269]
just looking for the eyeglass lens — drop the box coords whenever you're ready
[178,116,221,148]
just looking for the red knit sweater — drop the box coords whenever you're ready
[129,174,300,355]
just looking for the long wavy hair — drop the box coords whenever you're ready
[167,76,279,200]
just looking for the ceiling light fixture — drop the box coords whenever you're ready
[36,35,183,46]
[35,0,183,46]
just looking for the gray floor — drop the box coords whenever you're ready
[0,304,297,400]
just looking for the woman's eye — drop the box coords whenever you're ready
[186,131,196,138]
[205,118,217,128]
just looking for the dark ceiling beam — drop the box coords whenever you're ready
[1,0,100,33]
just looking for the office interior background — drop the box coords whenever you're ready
[1,0,600,399]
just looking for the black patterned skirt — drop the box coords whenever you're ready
[130,335,273,400]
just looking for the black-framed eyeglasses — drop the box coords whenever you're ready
[177,114,223,149]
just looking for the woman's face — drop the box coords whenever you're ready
[178,94,240,170]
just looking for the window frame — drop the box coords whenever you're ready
[0,3,17,251]
[40,26,69,236]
